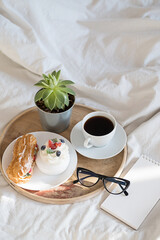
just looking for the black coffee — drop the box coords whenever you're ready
[84,116,114,136]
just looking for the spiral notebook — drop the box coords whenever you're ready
[101,155,160,230]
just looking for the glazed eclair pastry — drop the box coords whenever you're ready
[6,134,38,184]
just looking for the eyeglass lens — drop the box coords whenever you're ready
[103,178,127,194]
[78,170,99,187]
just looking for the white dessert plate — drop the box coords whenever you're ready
[2,131,77,191]
[70,121,127,159]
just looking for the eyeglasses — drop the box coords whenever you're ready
[73,167,130,196]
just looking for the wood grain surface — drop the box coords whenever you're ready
[0,104,127,204]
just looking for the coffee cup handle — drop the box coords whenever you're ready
[84,138,93,148]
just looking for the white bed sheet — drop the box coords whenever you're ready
[0,1,160,239]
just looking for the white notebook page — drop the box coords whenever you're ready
[101,155,160,230]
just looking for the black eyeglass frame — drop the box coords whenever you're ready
[73,167,130,196]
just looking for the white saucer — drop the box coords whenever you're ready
[70,121,127,159]
[2,131,77,190]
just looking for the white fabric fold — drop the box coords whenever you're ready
[0,1,160,239]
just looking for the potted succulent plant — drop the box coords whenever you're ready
[34,70,75,133]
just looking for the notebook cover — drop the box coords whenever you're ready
[101,155,160,230]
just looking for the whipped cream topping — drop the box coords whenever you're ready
[36,138,70,175]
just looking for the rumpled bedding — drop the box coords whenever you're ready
[0,1,160,239]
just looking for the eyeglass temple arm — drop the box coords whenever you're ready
[119,184,128,196]
[103,176,126,186]
[73,179,79,184]
[73,175,93,184]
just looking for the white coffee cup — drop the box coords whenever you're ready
[82,111,117,148]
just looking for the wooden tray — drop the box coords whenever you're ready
[0,104,127,204]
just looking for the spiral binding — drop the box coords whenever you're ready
[142,154,160,166]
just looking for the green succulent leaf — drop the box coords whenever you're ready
[57,90,69,106]
[42,89,53,100]
[49,74,57,86]
[34,80,49,88]
[51,71,56,76]
[58,80,74,86]
[60,87,75,96]
[61,104,65,110]
[48,93,56,110]
[35,79,48,85]
[64,95,69,106]
[56,98,63,109]
[52,75,57,85]
[47,75,54,88]
[35,89,45,102]
[42,74,49,80]
[44,98,50,109]
[55,90,65,103]
[56,70,61,82]
[60,91,69,106]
